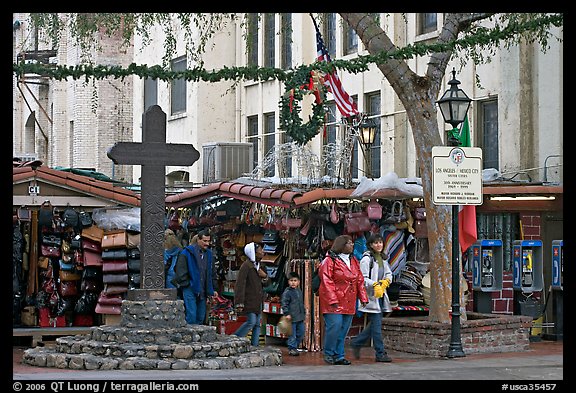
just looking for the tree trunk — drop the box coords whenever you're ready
[340,12,469,323]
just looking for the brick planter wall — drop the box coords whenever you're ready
[382,312,532,357]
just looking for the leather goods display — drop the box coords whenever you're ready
[42,235,62,247]
[83,250,103,267]
[38,256,50,269]
[95,303,121,315]
[81,278,101,292]
[59,260,75,271]
[383,200,406,224]
[81,224,104,242]
[59,280,78,297]
[102,260,128,273]
[62,205,79,228]
[101,231,128,250]
[129,273,141,287]
[83,266,102,279]
[59,270,81,281]
[74,292,98,314]
[81,238,102,253]
[102,284,129,295]
[102,249,128,260]
[128,259,141,273]
[366,200,383,220]
[38,200,54,227]
[41,244,61,258]
[102,273,128,284]
[79,211,93,227]
[97,292,123,305]
[128,248,140,259]
[344,212,371,233]
[70,235,82,249]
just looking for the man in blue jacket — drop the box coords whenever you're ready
[172,229,218,324]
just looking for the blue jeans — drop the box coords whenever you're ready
[350,312,385,358]
[234,312,261,346]
[322,313,353,361]
[287,320,305,351]
[181,286,207,325]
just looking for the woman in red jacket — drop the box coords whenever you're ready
[319,235,369,365]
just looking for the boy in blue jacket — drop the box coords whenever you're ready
[281,272,306,356]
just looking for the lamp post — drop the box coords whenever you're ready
[358,116,377,179]
[436,68,471,359]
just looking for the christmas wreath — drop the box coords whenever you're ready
[279,70,327,145]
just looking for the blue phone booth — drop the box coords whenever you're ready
[550,240,563,340]
[513,240,543,292]
[471,240,503,313]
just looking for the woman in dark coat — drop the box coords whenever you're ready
[233,242,269,346]
[319,235,369,365]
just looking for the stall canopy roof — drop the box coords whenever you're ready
[13,162,140,207]
[165,179,422,209]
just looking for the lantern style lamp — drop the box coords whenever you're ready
[358,116,377,178]
[437,68,472,146]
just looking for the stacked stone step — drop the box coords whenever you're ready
[21,300,283,370]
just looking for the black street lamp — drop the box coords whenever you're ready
[358,116,377,179]
[436,68,472,359]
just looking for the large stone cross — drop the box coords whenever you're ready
[107,105,199,300]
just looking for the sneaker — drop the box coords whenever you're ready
[351,345,361,360]
[375,353,392,362]
[323,356,335,365]
[334,358,352,365]
[288,349,299,356]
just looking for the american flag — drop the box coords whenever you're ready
[313,18,359,118]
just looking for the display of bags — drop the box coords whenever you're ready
[83,250,103,267]
[102,284,129,295]
[344,212,371,233]
[41,244,61,258]
[42,235,62,247]
[101,231,128,250]
[128,259,141,273]
[59,280,78,297]
[38,256,50,269]
[102,260,128,273]
[366,200,383,220]
[59,270,81,281]
[62,205,79,228]
[79,211,93,228]
[95,303,121,315]
[102,273,128,284]
[81,238,102,253]
[38,200,54,227]
[81,224,104,243]
[97,292,123,306]
[102,249,128,260]
[383,200,406,224]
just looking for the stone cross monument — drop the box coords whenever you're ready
[107,105,200,301]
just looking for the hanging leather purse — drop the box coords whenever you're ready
[102,284,129,295]
[95,303,121,315]
[79,211,93,227]
[83,250,103,267]
[38,256,50,269]
[82,238,102,253]
[102,260,128,273]
[383,200,406,224]
[59,280,79,297]
[38,200,54,227]
[101,231,128,250]
[97,292,123,306]
[42,234,62,247]
[81,224,104,243]
[102,249,128,260]
[59,259,75,271]
[102,273,129,284]
[41,244,61,258]
[366,200,383,220]
[59,270,82,281]
[344,212,371,233]
[81,278,101,292]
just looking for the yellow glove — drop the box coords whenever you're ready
[372,282,384,299]
[379,278,391,291]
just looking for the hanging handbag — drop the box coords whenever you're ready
[81,278,101,292]
[102,284,129,295]
[38,256,50,269]
[102,260,128,273]
[366,200,383,220]
[344,212,371,233]
[128,258,141,273]
[101,231,128,250]
[59,259,75,271]
[83,266,102,280]
[82,238,102,253]
[41,244,61,258]
[102,273,129,284]
[102,249,128,260]
[59,280,79,297]
[79,211,93,227]
[38,200,54,227]
[42,234,62,247]
[59,270,82,281]
[95,303,121,315]
[383,200,406,224]
[83,250,103,267]
[97,292,123,306]
[128,248,140,260]
[62,205,79,229]
[81,224,104,243]
[413,207,428,238]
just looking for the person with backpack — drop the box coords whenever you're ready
[171,229,219,324]
[350,233,393,362]
[318,235,369,365]
[164,229,183,299]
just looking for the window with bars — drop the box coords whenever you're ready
[247,115,259,170]
[343,21,357,55]
[170,56,186,115]
[366,93,381,178]
[478,100,499,170]
[323,13,337,59]
[264,113,276,177]
[281,13,292,70]
[469,213,520,271]
[247,13,259,66]
[264,13,275,68]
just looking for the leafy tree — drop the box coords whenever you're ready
[15,12,562,322]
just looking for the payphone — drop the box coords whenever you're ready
[513,240,543,292]
[471,240,503,313]
[550,240,563,340]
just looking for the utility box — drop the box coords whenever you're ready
[513,240,543,292]
[471,239,503,292]
[202,142,253,183]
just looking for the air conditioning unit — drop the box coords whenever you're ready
[202,142,253,183]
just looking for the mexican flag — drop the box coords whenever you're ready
[458,115,478,253]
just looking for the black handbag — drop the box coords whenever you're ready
[79,211,93,227]
[128,248,140,259]
[42,234,62,247]
[128,258,141,273]
[102,249,128,260]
